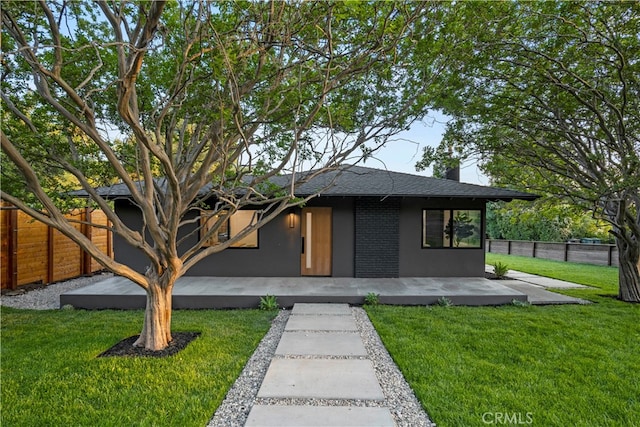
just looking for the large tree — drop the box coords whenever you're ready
[1,1,446,349]
[419,2,640,302]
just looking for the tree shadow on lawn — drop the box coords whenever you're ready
[97,332,201,358]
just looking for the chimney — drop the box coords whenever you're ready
[445,165,460,181]
[444,146,460,181]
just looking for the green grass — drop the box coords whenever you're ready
[486,253,620,300]
[1,307,276,426]
[367,257,640,426]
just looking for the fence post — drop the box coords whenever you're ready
[507,240,512,255]
[532,241,537,258]
[608,245,613,267]
[7,208,18,290]
[82,207,92,275]
[47,226,54,283]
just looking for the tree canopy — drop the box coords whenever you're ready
[1,0,449,349]
[418,1,639,301]
[487,200,613,243]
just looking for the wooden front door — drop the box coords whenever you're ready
[301,207,332,276]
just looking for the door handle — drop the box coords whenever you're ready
[301,237,305,254]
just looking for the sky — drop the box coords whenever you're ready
[363,112,489,186]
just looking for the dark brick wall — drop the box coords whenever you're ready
[354,197,400,277]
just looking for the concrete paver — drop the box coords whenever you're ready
[245,405,395,427]
[291,303,352,315]
[500,280,590,305]
[256,358,385,400]
[275,332,367,356]
[284,314,358,331]
[485,265,591,304]
[506,271,588,289]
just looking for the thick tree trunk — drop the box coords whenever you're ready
[617,239,640,303]
[134,281,174,350]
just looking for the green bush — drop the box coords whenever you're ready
[437,296,452,307]
[364,292,380,306]
[492,261,509,278]
[259,294,279,311]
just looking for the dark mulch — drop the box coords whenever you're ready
[484,272,510,280]
[98,332,201,358]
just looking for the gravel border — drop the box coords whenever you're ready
[353,307,435,426]
[208,306,435,427]
[0,273,112,310]
[208,309,290,427]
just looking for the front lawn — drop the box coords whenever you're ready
[1,307,275,426]
[367,258,640,426]
[486,252,619,295]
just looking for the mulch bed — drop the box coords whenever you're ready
[98,332,201,358]
[484,272,510,280]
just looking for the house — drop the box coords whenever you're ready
[104,166,537,278]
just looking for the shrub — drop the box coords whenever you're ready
[258,294,279,311]
[493,261,509,278]
[437,296,452,307]
[511,299,531,307]
[364,292,380,306]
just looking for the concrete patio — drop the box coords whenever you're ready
[60,275,528,309]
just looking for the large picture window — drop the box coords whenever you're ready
[201,210,258,248]
[422,209,482,248]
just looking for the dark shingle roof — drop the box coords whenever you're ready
[79,165,537,201]
[285,166,537,201]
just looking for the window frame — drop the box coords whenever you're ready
[201,210,259,249]
[422,208,483,249]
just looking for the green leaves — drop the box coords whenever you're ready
[413,2,639,299]
[487,200,612,243]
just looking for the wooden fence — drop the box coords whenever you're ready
[487,239,618,267]
[1,203,112,290]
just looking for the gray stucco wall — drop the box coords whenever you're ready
[188,210,301,277]
[113,198,356,277]
[399,198,486,277]
[113,197,486,278]
[112,201,149,274]
[113,200,301,276]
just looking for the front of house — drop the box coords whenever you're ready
[111,166,537,278]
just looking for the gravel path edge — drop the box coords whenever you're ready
[0,273,113,310]
[207,306,435,427]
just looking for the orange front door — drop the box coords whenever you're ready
[300,207,332,276]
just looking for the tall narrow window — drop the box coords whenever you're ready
[422,209,481,248]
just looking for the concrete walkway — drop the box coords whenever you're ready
[245,303,395,427]
[485,266,591,305]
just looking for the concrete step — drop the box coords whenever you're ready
[291,303,352,315]
[275,332,367,357]
[257,358,385,401]
[284,315,358,332]
[245,405,395,427]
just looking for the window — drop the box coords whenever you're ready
[422,209,482,248]
[201,210,258,248]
